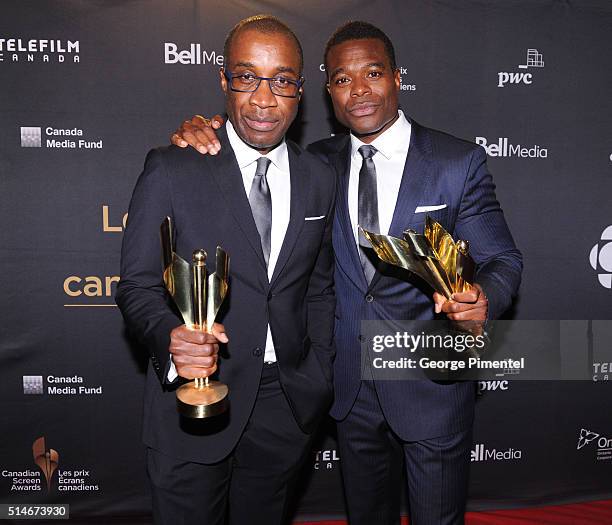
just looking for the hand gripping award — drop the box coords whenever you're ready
[360,215,476,298]
[160,216,230,419]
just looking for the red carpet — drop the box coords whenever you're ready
[295,499,612,524]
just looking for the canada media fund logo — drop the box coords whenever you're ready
[20,126,103,149]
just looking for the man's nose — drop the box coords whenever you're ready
[249,79,278,108]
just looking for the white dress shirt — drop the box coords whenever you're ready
[168,120,290,381]
[348,109,411,246]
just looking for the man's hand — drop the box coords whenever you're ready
[433,284,488,334]
[169,322,228,379]
[171,114,225,155]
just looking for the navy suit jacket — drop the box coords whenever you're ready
[116,127,336,463]
[308,119,522,441]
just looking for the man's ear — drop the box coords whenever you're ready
[219,68,228,94]
[394,68,401,91]
[326,82,331,96]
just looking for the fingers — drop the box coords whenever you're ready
[434,284,488,322]
[188,115,221,155]
[169,325,221,379]
[211,114,224,128]
[432,292,447,314]
[171,132,188,148]
[211,322,229,344]
[451,290,479,304]
[445,308,487,322]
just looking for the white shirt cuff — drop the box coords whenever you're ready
[167,355,178,382]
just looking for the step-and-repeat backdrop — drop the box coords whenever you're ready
[1,0,611,521]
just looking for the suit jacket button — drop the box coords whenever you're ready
[365,294,374,303]
[252,347,263,357]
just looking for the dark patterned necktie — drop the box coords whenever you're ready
[358,145,379,283]
[249,157,272,267]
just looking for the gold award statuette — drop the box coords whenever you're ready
[160,216,230,419]
[360,215,475,298]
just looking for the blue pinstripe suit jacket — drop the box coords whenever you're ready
[308,119,522,441]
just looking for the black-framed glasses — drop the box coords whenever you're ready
[223,69,304,98]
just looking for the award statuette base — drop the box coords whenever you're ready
[176,379,229,419]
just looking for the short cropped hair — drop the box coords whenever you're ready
[223,15,303,74]
[324,21,397,72]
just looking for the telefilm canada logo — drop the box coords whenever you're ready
[589,226,612,289]
[577,428,612,461]
[497,48,544,88]
[164,42,224,65]
[0,38,80,63]
[22,375,103,396]
[471,442,522,462]
[313,449,340,470]
[20,126,103,149]
[1,437,100,493]
[475,136,548,159]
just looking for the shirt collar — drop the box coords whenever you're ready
[226,119,289,172]
[350,109,411,161]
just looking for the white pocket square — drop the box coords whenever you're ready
[304,215,325,221]
[414,204,447,213]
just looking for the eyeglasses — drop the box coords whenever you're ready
[223,69,304,98]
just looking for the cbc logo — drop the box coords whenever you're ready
[589,226,612,288]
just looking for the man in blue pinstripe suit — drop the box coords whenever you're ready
[171,20,522,525]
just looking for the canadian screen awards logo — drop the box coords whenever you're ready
[1,437,100,493]
[497,48,544,88]
[589,226,612,289]
[577,428,612,461]
[0,38,80,63]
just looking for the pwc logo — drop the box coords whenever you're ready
[497,49,544,88]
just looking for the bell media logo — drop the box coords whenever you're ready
[497,48,544,88]
[471,443,522,462]
[589,226,612,289]
[475,136,548,159]
[164,42,223,66]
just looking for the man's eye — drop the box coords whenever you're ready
[368,71,383,78]
[334,77,350,85]
[272,77,292,88]
[238,73,256,83]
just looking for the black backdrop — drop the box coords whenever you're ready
[2,1,612,521]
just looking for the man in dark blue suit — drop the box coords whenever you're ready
[117,16,336,525]
[171,20,522,525]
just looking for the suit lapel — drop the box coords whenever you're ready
[270,142,307,287]
[329,137,368,291]
[207,127,268,279]
[369,120,434,289]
